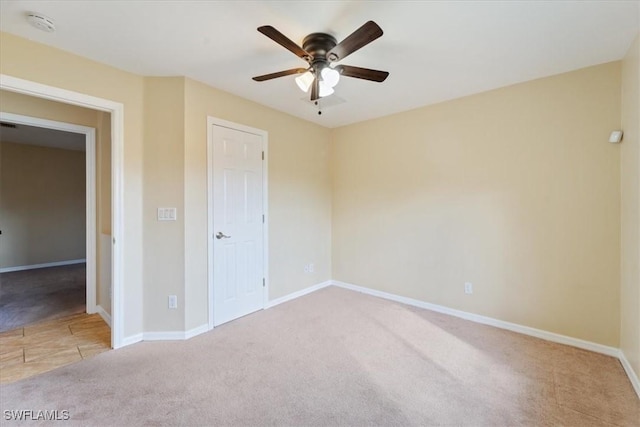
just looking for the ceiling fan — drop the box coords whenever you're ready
[252,21,389,102]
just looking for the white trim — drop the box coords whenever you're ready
[143,331,187,341]
[124,281,333,342]
[185,324,209,339]
[206,119,214,330]
[332,280,620,358]
[1,74,126,349]
[333,281,640,397]
[265,281,333,309]
[121,333,143,347]
[206,117,269,330]
[0,259,86,273]
[85,128,97,314]
[143,324,209,341]
[262,135,270,317]
[619,350,640,399]
[207,118,214,330]
[96,305,112,328]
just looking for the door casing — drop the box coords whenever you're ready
[0,74,126,349]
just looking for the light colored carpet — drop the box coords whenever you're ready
[0,286,638,426]
[0,264,86,332]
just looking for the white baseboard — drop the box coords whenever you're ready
[185,323,209,339]
[265,280,332,309]
[121,333,143,347]
[110,277,640,400]
[143,331,186,341]
[142,324,209,341]
[0,259,86,273]
[619,350,640,399]
[332,280,620,358]
[96,305,112,328]
[119,281,335,345]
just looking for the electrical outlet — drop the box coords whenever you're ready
[464,282,473,294]
[168,295,178,309]
[308,263,314,273]
[304,264,309,273]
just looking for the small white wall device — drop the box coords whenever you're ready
[26,13,56,33]
[609,130,623,144]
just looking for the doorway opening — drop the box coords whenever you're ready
[1,74,125,349]
[0,114,97,330]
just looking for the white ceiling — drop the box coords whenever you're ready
[0,1,638,128]
[0,122,86,151]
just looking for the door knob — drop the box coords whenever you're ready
[216,232,231,239]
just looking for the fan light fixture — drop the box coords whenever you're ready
[321,67,340,88]
[295,66,340,97]
[295,71,314,92]
[252,21,389,108]
[319,81,334,97]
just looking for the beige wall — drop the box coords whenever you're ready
[96,111,112,235]
[620,34,640,380]
[143,77,186,332]
[0,90,98,126]
[183,78,332,330]
[1,32,145,338]
[96,111,112,314]
[140,76,332,332]
[331,62,622,346]
[0,142,85,268]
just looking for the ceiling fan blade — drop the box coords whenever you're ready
[257,26,312,61]
[327,21,383,62]
[336,65,389,82]
[252,68,308,82]
[310,77,319,101]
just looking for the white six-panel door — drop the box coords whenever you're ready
[211,124,265,326]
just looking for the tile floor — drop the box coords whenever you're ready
[0,313,110,384]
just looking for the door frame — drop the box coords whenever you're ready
[206,116,269,330]
[1,74,125,349]
[0,112,97,314]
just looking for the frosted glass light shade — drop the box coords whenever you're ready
[319,81,334,97]
[295,71,314,92]
[321,67,340,88]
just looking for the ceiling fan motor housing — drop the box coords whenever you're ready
[303,33,338,66]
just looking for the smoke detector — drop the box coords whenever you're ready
[26,13,56,33]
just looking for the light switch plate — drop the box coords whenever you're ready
[158,207,177,221]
